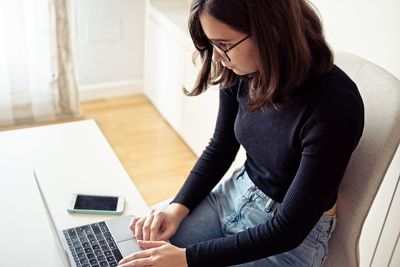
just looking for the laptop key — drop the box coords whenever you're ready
[80,258,89,264]
[87,233,95,239]
[109,262,117,267]
[91,224,101,235]
[106,256,115,262]
[77,252,86,259]
[85,228,94,235]
[104,250,111,256]
[103,231,112,238]
[112,249,123,262]
[68,228,77,237]
[89,259,98,265]
[94,250,103,257]
[99,261,108,267]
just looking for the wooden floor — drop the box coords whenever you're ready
[80,95,197,206]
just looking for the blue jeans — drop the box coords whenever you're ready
[156,167,337,266]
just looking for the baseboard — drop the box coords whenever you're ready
[79,80,143,101]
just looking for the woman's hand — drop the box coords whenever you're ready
[118,240,188,267]
[130,203,190,241]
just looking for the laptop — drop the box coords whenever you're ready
[34,170,143,267]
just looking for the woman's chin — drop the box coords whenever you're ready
[232,68,248,76]
[224,65,254,76]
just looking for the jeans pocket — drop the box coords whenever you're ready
[222,208,248,235]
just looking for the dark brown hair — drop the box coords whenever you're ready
[187,0,333,111]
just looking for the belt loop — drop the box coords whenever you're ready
[265,198,275,213]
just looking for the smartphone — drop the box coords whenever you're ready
[67,193,125,215]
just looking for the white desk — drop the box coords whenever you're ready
[0,120,149,267]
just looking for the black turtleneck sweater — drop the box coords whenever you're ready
[172,65,364,266]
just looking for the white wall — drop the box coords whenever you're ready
[72,0,399,101]
[310,0,400,80]
[72,0,145,101]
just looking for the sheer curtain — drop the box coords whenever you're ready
[0,0,80,126]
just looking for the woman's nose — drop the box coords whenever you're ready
[212,47,223,62]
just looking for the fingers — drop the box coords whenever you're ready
[134,217,145,241]
[129,210,172,242]
[118,242,167,266]
[149,212,163,241]
[119,249,151,265]
[129,216,137,232]
[131,210,159,241]
[119,257,152,267]
[137,240,167,249]
[158,226,176,241]
[142,210,155,241]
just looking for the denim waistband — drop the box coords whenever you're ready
[237,167,281,213]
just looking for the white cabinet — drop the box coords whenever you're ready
[143,11,185,132]
[180,49,219,156]
[180,86,219,156]
[143,0,220,155]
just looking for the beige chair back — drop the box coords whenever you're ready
[324,52,400,266]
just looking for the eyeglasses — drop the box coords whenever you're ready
[209,34,251,62]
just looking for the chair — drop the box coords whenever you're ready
[323,51,400,266]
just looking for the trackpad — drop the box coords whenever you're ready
[106,215,134,242]
[118,239,143,257]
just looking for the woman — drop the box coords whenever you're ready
[119,0,364,266]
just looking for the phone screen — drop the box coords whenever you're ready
[74,195,118,211]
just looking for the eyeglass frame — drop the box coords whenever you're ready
[209,34,252,62]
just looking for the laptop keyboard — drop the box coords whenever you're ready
[63,222,123,267]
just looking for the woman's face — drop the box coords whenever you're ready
[199,11,259,75]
